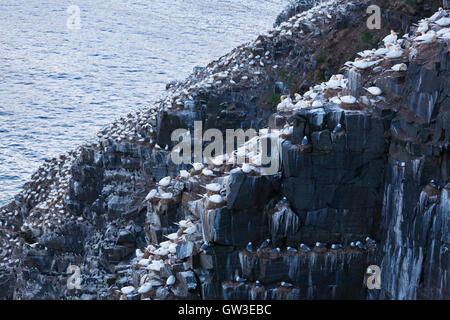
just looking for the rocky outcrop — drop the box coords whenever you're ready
[0,0,448,300]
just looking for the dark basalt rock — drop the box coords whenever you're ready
[0,0,448,301]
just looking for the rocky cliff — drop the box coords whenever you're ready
[0,0,448,300]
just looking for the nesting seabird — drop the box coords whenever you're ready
[259,239,271,249]
[300,243,311,251]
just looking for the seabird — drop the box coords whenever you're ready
[200,242,210,252]
[436,17,450,27]
[166,275,176,286]
[341,95,357,104]
[391,63,407,72]
[331,244,343,250]
[332,123,343,134]
[300,243,311,251]
[246,242,253,252]
[364,87,382,96]
[301,136,309,146]
[236,275,247,283]
[260,238,271,249]
[270,247,281,253]
[280,281,293,288]
[315,242,327,248]
[287,246,297,252]
[365,237,376,245]
[356,241,367,250]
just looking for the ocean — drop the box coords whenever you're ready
[0,0,288,205]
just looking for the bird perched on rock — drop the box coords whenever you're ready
[301,136,309,146]
[356,241,366,250]
[166,275,176,286]
[332,123,343,134]
[200,242,210,252]
[270,247,281,253]
[287,246,297,252]
[331,244,343,250]
[280,281,293,288]
[246,242,253,252]
[260,239,271,249]
[315,242,327,248]
[236,275,247,283]
[300,243,311,251]
[365,237,376,245]
[255,280,261,288]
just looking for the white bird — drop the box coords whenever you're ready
[435,17,450,27]
[179,170,190,179]
[164,233,179,241]
[340,95,357,104]
[205,183,221,192]
[158,192,173,200]
[391,63,407,72]
[145,189,158,201]
[415,31,436,44]
[192,163,204,171]
[166,275,176,286]
[121,286,135,295]
[385,46,403,59]
[242,163,253,174]
[202,168,215,177]
[138,283,153,294]
[158,176,171,187]
[312,100,323,107]
[416,22,429,34]
[383,30,398,45]
[364,87,382,96]
[208,194,223,204]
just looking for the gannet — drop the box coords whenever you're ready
[383,30,398,45]
[385,46,403,58]
[355,241,367,250]
[300,243,311,251]
[315,242,327,248]
[179,170,190,179]
[416,22,429,34]
[287,246,297,252]
[280,281,293,288]
[208,194,223,204]
[192,163,204,171]
[301,136,309,146]
[166,275,176,286]
[145,189,158,201]
[259,238,270,249]
[205,183,221,193]
[391,63,407,72]
[415,31,436,43]
[200,242,210,252]
[436,17,450,27]
[246,242,253,252]
[340,95,356,104]
[364,87,382,96]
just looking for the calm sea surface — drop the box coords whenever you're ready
[0,0,288,205]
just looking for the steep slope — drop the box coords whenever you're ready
[0,0,448,300]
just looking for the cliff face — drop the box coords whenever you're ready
[0,0,448,300]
